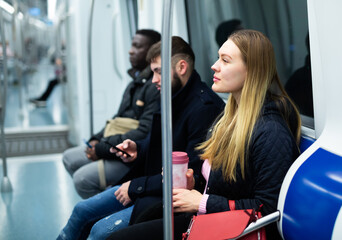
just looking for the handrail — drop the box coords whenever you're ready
[161,0,174,239]
[232,211,280,239]
[111,12,123,81]
[126,0,137,38]
[0,7,13,192]
[87,0,95,136]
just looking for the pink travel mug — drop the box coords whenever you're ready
[172,151,189,189]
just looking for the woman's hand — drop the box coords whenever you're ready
[110,139,137,163]
[186,169,195,190]
[173,189,203,213]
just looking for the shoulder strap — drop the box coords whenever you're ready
[98,160,107,190]
[229,200,236,210]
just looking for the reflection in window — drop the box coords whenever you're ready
[285,33,313,118]
[186,0,314,128]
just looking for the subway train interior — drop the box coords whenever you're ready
[0,0,341,239]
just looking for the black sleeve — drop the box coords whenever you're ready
[94,141,115,159]
[131,133,150,168]
[89,128,105,142]
[128,174,162,202]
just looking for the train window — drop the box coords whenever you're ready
[185,0,314,129]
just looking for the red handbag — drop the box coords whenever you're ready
[182,201,266,240]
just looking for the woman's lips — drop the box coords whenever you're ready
[213,76,220,82]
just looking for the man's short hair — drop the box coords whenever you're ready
[146,36,195,68]
[136,29,161,46]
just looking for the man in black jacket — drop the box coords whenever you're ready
[57,36,224,240]
[112,37,224,224]
[62,29,161,199]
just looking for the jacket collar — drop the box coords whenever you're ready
[261,97,281,117]
[154,70,201,115]
[127,66,153,84]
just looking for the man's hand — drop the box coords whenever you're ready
[85,140,99,160]
[115,181,132,206]
[110,139,137,163]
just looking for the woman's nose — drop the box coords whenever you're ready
[211,60,219,71]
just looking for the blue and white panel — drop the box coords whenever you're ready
[278,147,342,240]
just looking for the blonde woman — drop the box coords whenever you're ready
[108,29,301,240]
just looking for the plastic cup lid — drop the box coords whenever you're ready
[172,151,189,164]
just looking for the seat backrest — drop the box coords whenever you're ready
[299,135,315,153]
[278,139,342,240]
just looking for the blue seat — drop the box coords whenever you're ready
[299,135,315,153]
[281,147,342,239]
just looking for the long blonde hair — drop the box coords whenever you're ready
[197,30,301,182]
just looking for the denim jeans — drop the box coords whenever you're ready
[57,185,133,240]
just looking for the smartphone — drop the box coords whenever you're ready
[83,139,92,148]
[109,144,132,158]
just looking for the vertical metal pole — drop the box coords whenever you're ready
[0,8,13,192]
[126,0,137,38]
[161,0,174,239]
[87,0,95,136]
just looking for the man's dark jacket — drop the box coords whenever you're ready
[89,66,160,159]
[127,70,224,224]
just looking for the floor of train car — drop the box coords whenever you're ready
[0,154,81,240]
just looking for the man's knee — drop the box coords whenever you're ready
[62,148,76,175]
[72,200,89,219]
[73,169,99,199]
[88,215,129,240]
[62,146,86,176]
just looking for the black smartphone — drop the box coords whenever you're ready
[109,144,132,158]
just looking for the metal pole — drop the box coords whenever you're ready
[161,0,174,239]
[0,8,13,192]
[126,0,137,38]
[87,0,95,136]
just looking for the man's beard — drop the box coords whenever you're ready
[172,72,183,94]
